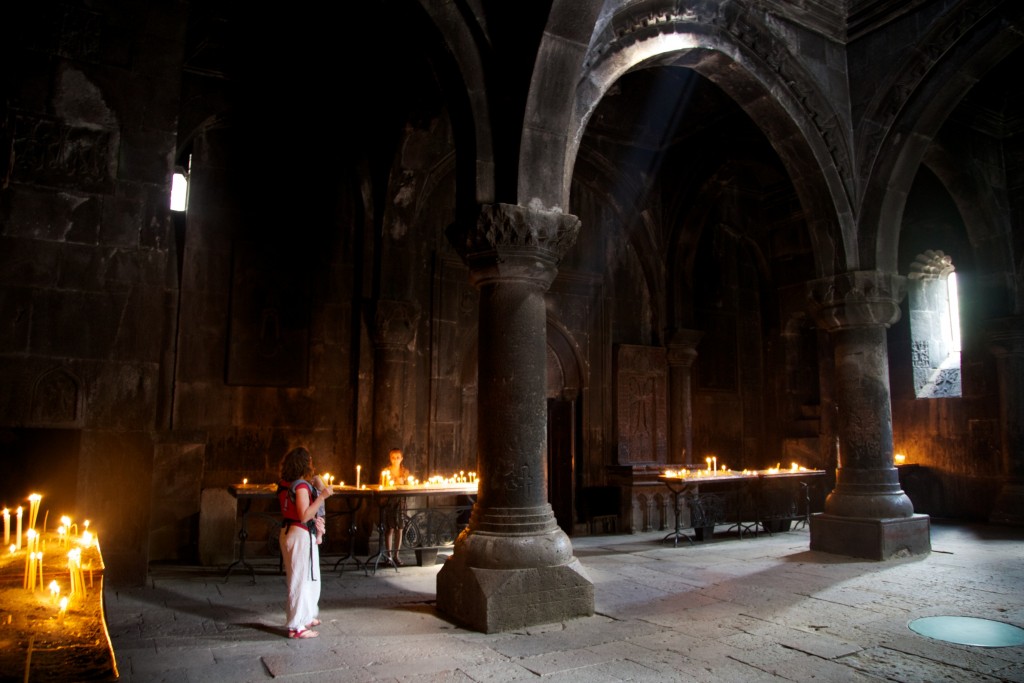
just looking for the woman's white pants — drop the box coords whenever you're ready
[280,525,320,631]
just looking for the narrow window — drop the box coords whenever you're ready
[170,154,191,212]
[907,250,961,398]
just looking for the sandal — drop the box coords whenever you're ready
[307,619,322,627]
[289,628,319,639]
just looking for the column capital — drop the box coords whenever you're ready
[447,203,581,287]
[807,271,905,332]
[666,329,703,366]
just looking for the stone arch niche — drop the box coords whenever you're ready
[31,367,83,427]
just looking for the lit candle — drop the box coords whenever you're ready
[2,508,8,546]
[59,595,68,620]
[49,579,60,604]
[705,456,712,472]
[27,494,41,530]
[68,548,85,597]
[15,507,22,550]
[242,478,248,486]
[356,465,361,489]
[62,519,72,548]
[713,456,717,473]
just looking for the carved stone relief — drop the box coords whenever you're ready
[616,345,668,464]
[31,367,82,426]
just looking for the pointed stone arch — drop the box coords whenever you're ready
[858,2,1024,271]
[524,1,853,276]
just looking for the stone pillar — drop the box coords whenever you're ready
[371,300,419,473]
[437,203,593,632]
[987,317,1024,525]
[807,271,930,559]
[667,330,702,464]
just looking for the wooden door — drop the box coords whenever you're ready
[547,398,575,534]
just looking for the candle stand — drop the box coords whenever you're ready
[225,482,477,579]
[658,469,827,545]
[0,531,112,681]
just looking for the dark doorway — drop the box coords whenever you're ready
[547,398,575,534]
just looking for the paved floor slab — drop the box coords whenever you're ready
[105,521,1024,681]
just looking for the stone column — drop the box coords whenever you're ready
[437,203,593,632]
[807,271,930,559]
[371,300,419,474]
[987,317,1024,525]
[667,329,702,464]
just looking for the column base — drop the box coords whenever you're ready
[436,552,594,633]
[810,513,931,560]
[990,482,1024,525]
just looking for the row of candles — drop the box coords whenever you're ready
[379,470,478,488]
[663,460,812,478]
[342,466,478,489]
[240,467,480,490]
[5,492,97,620]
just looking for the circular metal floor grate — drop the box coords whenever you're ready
[908,616,1024,647]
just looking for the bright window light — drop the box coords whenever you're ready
[947,272,961,352]
[170,172,188,212]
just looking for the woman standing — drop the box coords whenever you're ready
[278,446,332,638]
[383,448,414,566]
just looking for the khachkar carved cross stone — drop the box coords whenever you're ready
[616,345,668,464]
[806,271,930,560]
[437,203,593,633]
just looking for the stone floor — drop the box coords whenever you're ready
[105,520,1024,682]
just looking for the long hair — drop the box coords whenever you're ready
[280,446,313,482]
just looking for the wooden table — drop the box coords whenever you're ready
[225,484,368,583]
[362,485,477,574]
[658,469,827,546]
[226,483,477,580]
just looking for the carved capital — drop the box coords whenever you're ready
[372,299,419,348]
[666,329,703,366]
[447,203,581,287]
[807,271,905,332]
